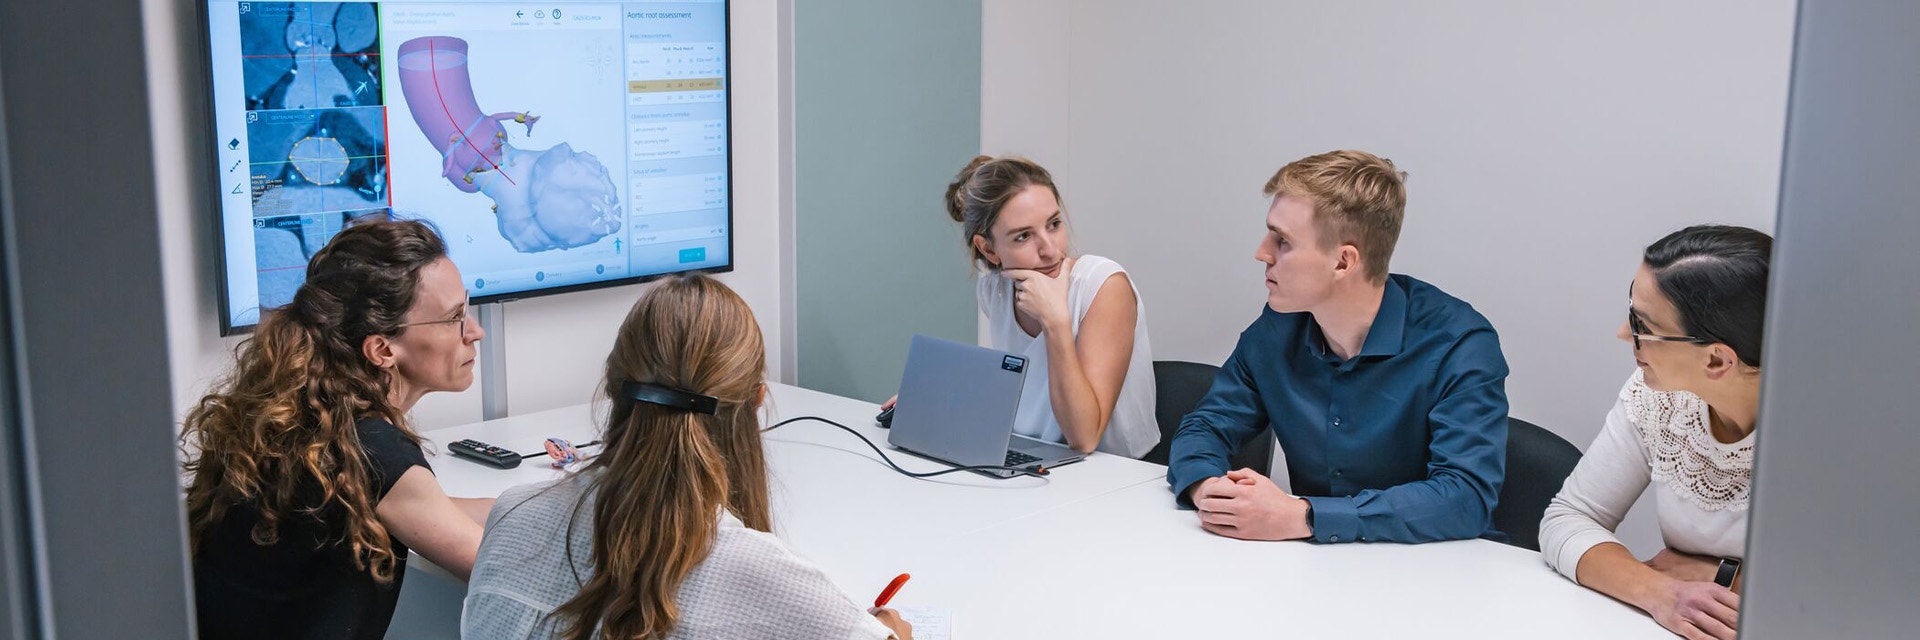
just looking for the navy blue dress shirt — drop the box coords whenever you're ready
[1168,274,1510,544]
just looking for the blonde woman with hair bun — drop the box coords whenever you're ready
[882,155,1159,459]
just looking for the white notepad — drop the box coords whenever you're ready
[894,605,953,640]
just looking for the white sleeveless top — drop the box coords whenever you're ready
[976,254,1159,458]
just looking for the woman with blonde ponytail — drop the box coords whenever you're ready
[463,275,912,640]
[183,220,495,640]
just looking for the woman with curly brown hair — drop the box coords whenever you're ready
[182,219,493,640]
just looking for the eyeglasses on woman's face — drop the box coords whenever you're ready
[1627,282,1712,351]
[396,304,474,333]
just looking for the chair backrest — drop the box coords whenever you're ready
[1493,417,1583,551]
[1143,361,1272,476]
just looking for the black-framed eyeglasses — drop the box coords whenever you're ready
[396,305,472,332]
[1627,283,1712,351]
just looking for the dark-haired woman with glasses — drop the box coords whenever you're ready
[1539,225,1771,640]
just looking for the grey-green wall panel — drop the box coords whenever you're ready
[795,1,981,401]
[0,0,194,636]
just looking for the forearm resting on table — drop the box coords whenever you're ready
[1576,542,1677,612]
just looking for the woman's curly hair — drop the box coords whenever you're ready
[181,219,446,583]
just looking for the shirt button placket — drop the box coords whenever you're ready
[1327,402,1342,493]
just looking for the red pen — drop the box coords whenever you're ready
[873,573,911,609]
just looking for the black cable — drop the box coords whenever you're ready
[762,416,1049,479]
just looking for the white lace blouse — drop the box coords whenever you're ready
[1539,370,1755,581]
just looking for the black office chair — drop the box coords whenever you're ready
[1493,417,1583,552]
[1141,360,1272,477]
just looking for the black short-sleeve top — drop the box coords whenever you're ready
[192,417,430,640]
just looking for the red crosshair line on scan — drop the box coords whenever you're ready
[427,42,516,186]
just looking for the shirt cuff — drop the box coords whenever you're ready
[1168,461,1227,509]
[1304,496,1360,543]
[852,613,895,640]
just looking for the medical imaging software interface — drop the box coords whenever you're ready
[208,1,730,328]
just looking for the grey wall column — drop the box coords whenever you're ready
[0,0,197,637]
[478,303,509,419]
[793,0,981,401]
[1741,1,1920,638]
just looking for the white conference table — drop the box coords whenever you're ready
[865,480,1671,638]
[391,383,1669,639]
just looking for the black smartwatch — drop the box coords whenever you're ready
[1713,557,1742,588]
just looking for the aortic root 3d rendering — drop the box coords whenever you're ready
[397,36,622,252]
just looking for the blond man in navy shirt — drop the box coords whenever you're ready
[1169,150,1510,544]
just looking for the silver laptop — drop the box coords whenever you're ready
[887,334,1086,477]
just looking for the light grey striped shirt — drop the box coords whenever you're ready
[462,472,893,640]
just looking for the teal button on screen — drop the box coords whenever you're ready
[678,247,707,263]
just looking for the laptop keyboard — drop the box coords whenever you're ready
[1004,450,1041,467]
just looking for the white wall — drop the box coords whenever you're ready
[984,0,1794,554]
[149,0,792,432]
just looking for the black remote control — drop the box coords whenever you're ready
[449,439,524,469]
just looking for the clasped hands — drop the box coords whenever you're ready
[1191,468,1312,541]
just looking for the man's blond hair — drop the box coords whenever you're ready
[1263,150,1407,282]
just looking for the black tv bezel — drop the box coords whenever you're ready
[202,0,737,336]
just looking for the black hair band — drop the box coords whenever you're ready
[621,381,720,415]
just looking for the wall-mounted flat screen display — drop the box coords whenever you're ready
[204,0,732,332]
